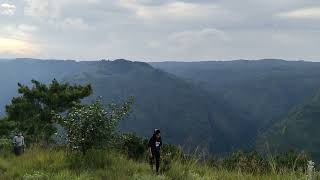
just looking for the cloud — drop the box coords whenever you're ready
[23,0,67,19]
[0,23,41,57]
[0,0,319,61]
[167,28,230,46]
[277,7,320,19]
[0,38,40,56]
[118,0,233,23]
[0,3,16,16]
[18,24,38,32]
[61,18,89,30]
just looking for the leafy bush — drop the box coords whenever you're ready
[159,144,183,173]
[56,99,133,155]
[120,133,146,160]
[0,139,11,152]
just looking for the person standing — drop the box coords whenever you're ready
[148,129,162,174]
[13,132,25,155]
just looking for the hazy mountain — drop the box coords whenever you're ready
[2,58,320,155]
[64,59,256,152]
[151,60,320,146]
[0,59,251,153]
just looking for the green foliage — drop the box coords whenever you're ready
[206,150,309,175]
[66,149,112,170]
[23,171,49,180]
[0,147,313,180]
[0,117,15,138]
[0,138,11,151]
[271,150,309,172]
[120,133,146,160]
[258,91,320,162]
[220,151,268,174]
[0,138,12,158]
[58,99,133,155]
[152,60,320,152]
[5,79,92,143]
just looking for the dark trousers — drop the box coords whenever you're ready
[149,152,160,172]
[14,146,23,156]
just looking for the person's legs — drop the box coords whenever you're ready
[17,146,22,155]
[14,146,23,155]
[14,146,18,155]
[149,155,154,170]
[155,153,160,173]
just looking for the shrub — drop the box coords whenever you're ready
[55,99,133,155]
[273,150,309,172]
[120,133,146,160]
[159,144,183,173]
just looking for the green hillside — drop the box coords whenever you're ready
[151,60,320,147]
[65,59,251,153]
[0,59,250,153]
[257,91,320,161]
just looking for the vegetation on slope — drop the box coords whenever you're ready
[0,147,314,180]
[151,59,320,149]
[0,59,247,153]
[0,77,317,179]
[258,91,320,162]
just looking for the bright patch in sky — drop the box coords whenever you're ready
[0,38,39,56]
[277,7,320,19]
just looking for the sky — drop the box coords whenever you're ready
[0,0,319,61]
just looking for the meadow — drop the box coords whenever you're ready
[0,146,315,180]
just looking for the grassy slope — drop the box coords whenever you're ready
[0,148,308,180]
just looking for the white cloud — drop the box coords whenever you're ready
[118,1,233,23]
[0,38,40,56]
[18,24,38,32]
[0,3,16,16]
[277,7,320,19]
[23,0,65,18]
[0,0,319,61]
[61,18,89,30]
[0,23,41,57]
[167,28,230,46]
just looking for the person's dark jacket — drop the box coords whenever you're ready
[148,135,162,154]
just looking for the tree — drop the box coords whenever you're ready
[0,117,16,138]
[5,79,92,143]
[56,99,133,155]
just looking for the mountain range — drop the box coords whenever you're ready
[1,58,320,157]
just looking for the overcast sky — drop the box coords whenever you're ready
[0,0,319,61]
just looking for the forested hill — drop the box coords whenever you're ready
[0,59,251,153]
[151,60,320,146]
[2,59,320,155]
[257,91,320,161]
[65,59,256,152]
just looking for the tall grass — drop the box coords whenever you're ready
[0,147,314,180]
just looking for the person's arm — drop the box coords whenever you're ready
[160,137,162,147]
